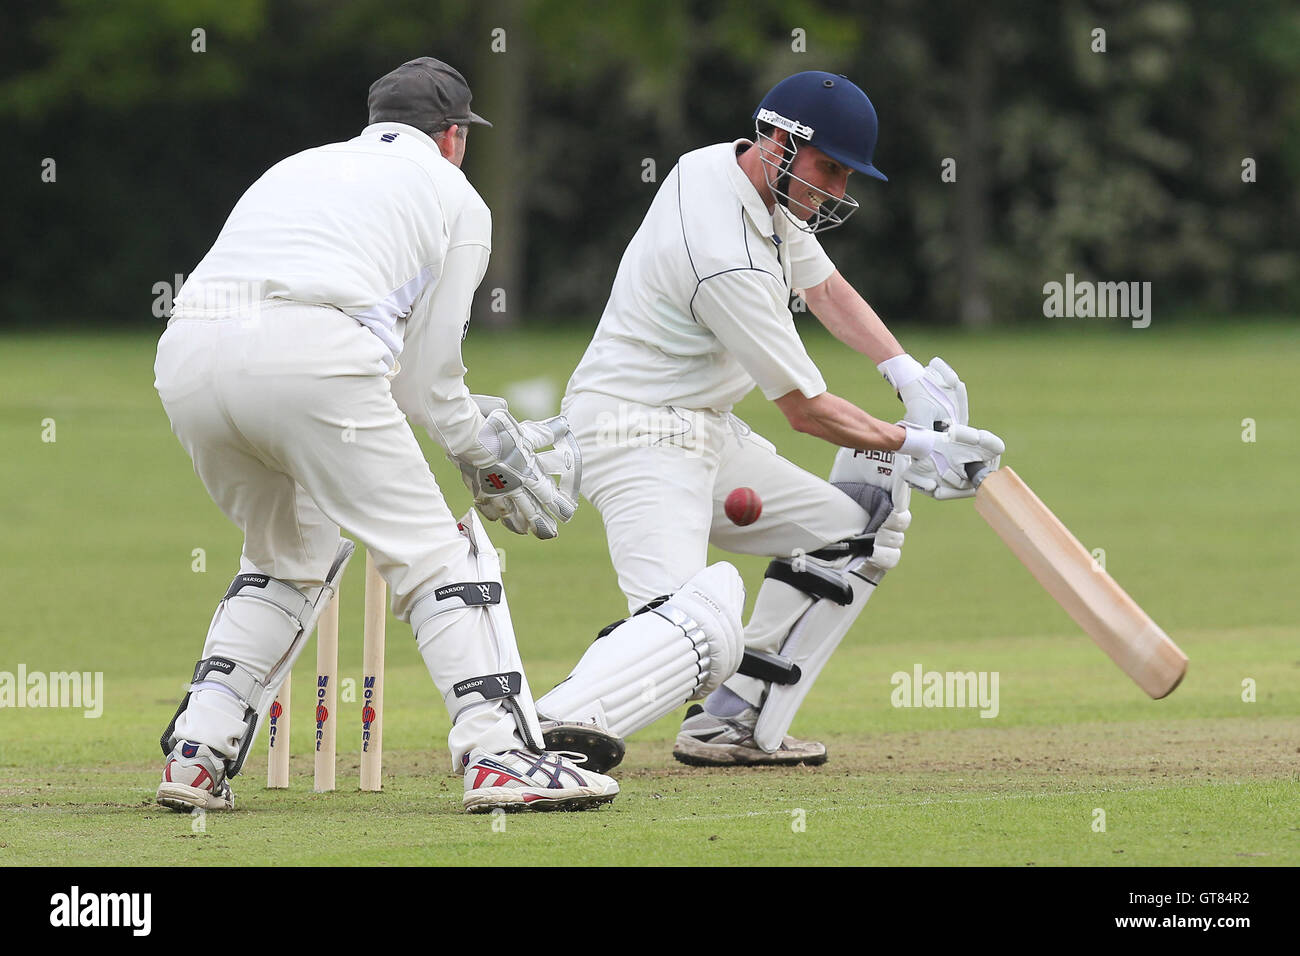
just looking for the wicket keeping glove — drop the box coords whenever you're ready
[452,395,581,540]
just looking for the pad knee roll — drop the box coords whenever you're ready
[537,562,746,738]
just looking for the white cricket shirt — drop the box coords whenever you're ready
[565,140,836,412]
[174,122,493,458]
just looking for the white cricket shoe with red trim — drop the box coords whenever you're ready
[157,741,235,812]
[462,748,619,813]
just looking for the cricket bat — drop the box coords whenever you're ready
[967,465,1187,698]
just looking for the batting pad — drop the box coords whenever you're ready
[537,563,746,738]
[753,559,883,753]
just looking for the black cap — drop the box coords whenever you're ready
[367,57,491,132]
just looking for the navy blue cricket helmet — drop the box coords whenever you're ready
[752,71,886,232]
[754,71,887,181]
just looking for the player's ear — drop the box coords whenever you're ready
[436,124,461,161]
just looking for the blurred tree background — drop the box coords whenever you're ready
[2,0,1297,328]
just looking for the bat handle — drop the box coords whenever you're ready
[965,462,994,487]
[938,422,994,488]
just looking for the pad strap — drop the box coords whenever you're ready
[453,671,525,701]
[222,574,313,630]
[807,534,876,562]
[739,649,802,686]
[764,558,854,605]
[595,595,670,640]
[159,656,267,774]
[188,656,264,702]
[410,580,502,622]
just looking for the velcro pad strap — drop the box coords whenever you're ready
[808,534,876,562]
[764,558,854,605]
[453,671,523,700]
[222,573,312,630]
[595,594,670,640]
[412,582,503,627]
[189,656,264,705]
[739,650,803,685]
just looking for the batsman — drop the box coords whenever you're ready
[538,71,1005,769]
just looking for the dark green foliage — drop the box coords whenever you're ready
[3,0,1296,326]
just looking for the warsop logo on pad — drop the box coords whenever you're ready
[453,672,522,699]
[434,581,502,605]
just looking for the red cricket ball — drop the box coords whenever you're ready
[724,487,762,526]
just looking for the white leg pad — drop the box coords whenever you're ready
[744,447,911,752]
[162,539,357,773]
[538,562,745,738]
[752,558,883,752]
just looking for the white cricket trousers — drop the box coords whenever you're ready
[561,390,874,712]
[155,303,524,764]
[561,391,869,612]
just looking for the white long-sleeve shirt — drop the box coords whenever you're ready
[566,140,835,413]
[173,121,491,457]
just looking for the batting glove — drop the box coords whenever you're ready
[899,423,1004,500]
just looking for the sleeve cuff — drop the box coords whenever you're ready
[878,353,925,390]
[897,422,935,459]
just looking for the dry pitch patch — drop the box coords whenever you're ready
[623,715,1300,787]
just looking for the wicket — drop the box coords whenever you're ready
[266,549,387,792]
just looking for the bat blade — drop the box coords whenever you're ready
[974,467,1187,698]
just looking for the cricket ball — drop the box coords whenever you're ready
[724,487,762,526]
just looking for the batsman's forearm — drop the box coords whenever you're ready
[779,391,905,451]
[804,271,904,366]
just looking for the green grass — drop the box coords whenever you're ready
[1,319,1298,865]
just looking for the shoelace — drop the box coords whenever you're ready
[505,747,590,767]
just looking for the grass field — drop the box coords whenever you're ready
[1,319,1297,867]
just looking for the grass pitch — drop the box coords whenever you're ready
[1,319,1297,866]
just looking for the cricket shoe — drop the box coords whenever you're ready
[462,748,619,813]
[672,704,827,767]
[539,714,626,774]
[156,741,235,812]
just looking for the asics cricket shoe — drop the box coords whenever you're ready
[462,748,619,812]
[157,741,235,812]
[672,704,827,767]
[539,716,627,774]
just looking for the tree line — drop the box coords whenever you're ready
[4,0,1296,328]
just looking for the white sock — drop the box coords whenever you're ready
[704,685,752,718]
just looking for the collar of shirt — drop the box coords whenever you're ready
[359,122,443,157]
[726,139,778,236]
